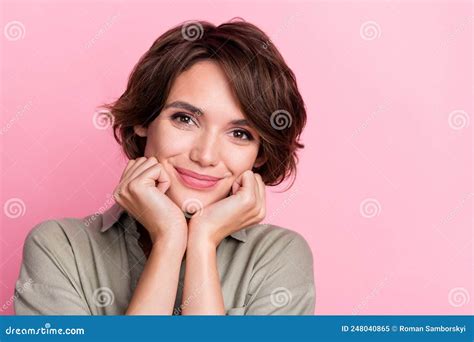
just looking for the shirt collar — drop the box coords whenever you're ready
[100,202,247,243]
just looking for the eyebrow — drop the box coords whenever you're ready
[162,101,251,126]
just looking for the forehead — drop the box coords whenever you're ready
[165,60,246,121]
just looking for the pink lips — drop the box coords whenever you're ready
[174,167,222,190]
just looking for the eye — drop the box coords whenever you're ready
[170,112,197,126]
[231,129,254,141]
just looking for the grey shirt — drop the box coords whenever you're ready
[14,202,315,315]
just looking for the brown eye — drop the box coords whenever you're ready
[232,129,253,141]
[171,113,196,126]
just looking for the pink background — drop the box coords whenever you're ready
[1,0,472,315]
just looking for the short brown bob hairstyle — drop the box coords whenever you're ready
[104,18,307,189]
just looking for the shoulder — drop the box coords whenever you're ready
[244,223,314,266]
[24,219,70,248]
[240,224,316,315]
[19,219,77,272]
[22,214,104,254]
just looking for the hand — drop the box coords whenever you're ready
[187,170,266,248]
[113,157,187,249]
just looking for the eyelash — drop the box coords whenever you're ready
[170,112,254,141]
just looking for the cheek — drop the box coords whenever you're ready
[223,148,258,175]
[145,123,192,158]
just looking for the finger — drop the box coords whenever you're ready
[134,163,171,193]
[255,173,266,218]
[232,180,240,195]
[231,172,244,195]
[239,170,257,197]
[125,157,158,183]
[252,173,265,218]
[255,173,265,203]
[122,157,147,181]
[253,173,261,201]
[120,159,136,182]
[232,170,252,195]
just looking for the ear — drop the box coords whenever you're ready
[134,125,147,137]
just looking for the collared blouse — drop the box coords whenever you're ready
[14,202,315,315]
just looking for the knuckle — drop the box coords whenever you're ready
[113,188,127,205]
[113,189,121,200]
[128,180,140,192]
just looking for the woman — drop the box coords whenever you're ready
[14,19,315,315]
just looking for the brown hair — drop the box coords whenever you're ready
[103,18,307,189]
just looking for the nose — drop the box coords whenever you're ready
[189,129,220,167]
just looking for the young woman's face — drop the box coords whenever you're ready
[134,60,262,212]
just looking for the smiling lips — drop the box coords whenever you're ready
[174,166,223,190]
